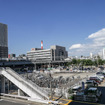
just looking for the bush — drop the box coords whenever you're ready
[68,95,74,100]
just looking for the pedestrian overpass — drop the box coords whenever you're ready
[0,67,49,100]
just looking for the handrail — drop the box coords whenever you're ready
[8,67,49,96]
[1,67,49,99]
[6,68,48,99]
[6,67,49,97]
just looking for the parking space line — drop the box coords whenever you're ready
[64,100,72,105]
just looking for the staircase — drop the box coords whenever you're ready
[0,67,49,100]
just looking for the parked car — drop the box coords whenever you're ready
[96,75,104,81]
[86,80,98,88]
[97,72,105,77]
[89,77,101,84]
[91,75,103,82]
[96,72,104,75]
[72,86,82,94]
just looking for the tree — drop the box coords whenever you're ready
[72,59,77,65]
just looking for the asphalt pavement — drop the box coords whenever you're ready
[0,99,47,105]
[0,99,26,105]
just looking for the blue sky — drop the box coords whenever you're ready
[0,0,105,56]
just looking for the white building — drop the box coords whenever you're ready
[27,45,68,61]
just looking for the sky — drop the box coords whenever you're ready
[0,0,105,57]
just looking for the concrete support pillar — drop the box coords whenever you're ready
[18,89,24,96]
[34,63,36,70]
[1,76,5,93]
[48,63,51,68]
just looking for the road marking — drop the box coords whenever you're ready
[64,100,72,105]
[73,100,105,105]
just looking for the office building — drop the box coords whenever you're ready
[0,23,8,58]
[27,45,68,61]
[50,45,68,61]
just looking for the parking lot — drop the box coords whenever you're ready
[69,87,105,105]
[68,79,105,105]
[0,69,105,105]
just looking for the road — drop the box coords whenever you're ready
[0,99,27,105]
[0,99,47,105]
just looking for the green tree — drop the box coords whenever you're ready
[72,59,77,64]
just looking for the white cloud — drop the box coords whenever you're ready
[69,44,83,49]
[88,28,105,39]
[69,28,105,56]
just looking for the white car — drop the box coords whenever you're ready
[96,74,104,80]
[72,86,82,94]
[91,75,103,82]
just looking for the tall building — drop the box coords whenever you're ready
[27,45,68,61]
[0,23,8,58]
